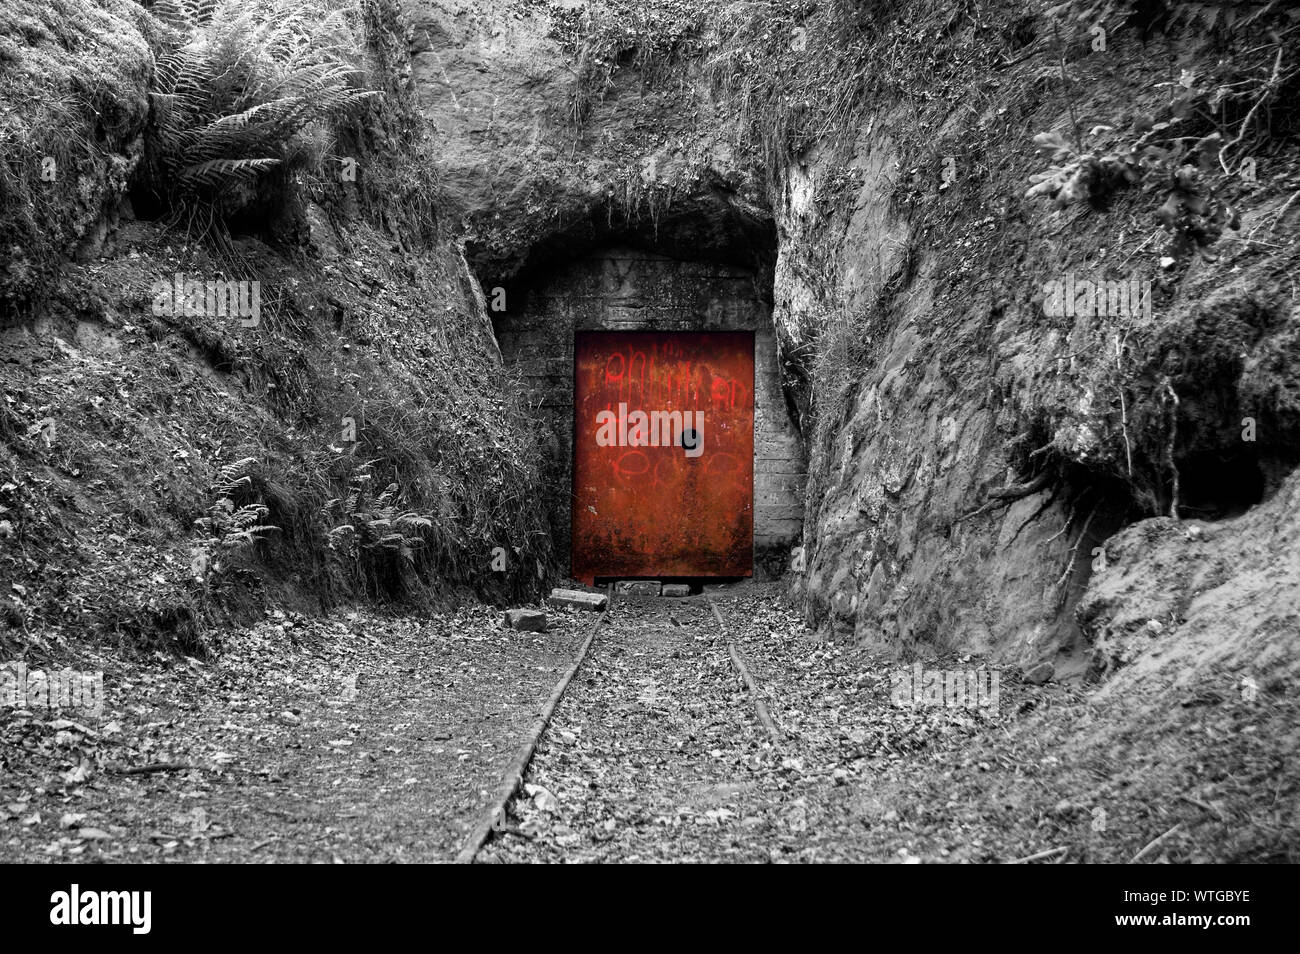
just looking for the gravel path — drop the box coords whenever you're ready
[480,592,815,862]
[1,605,584,862]
[478,583,998,863]
[6,582,1290,863]
[477,581,1293,863]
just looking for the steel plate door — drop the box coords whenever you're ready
[571,330,754,582]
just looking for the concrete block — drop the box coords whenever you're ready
[615,581,661,596]
[661,584,690,597]
[547,588,608,611]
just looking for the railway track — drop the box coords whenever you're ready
[457,585,781,863]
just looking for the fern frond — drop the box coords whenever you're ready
[178,157,282,191]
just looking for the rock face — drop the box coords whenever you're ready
[401,0,763,283]
[784,134,1103,662]
[751,14,1300,675]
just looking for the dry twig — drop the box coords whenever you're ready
[1131,823,1183,862]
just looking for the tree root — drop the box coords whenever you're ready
[1056,501,1100,600]
[1162,378,1181,519]
[957,471,1052,523]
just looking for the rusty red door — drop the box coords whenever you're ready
[572,330,754,582]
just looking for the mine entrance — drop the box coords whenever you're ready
[571,330,754,583]
[484,224,804,581]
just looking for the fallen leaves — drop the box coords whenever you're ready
[524,783,560,813]
[0,603,587,862]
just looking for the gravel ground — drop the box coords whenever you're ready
[479,581,1296,863]
[478,593,789,862]
[0,604,584,863]
[721,582,1297,864]
[5,581,1291,863]
[479,584,1019,863]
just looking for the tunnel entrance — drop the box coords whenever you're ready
[482,210,803,580]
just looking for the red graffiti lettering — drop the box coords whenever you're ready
[610,450,650,482]
[604,352,625,387]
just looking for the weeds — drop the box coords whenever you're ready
[549,0,705,127]
[0,0,155,308]
[192,457,280,583]
[322,460,433,593]
[1028,1,1299,259]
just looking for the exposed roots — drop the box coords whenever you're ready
[957,471,1052,523]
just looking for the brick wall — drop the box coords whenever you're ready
[492,246,806,575]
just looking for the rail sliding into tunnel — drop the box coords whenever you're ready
[477,196,805,583]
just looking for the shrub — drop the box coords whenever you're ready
[1026,106,1241,260]
[136,0,378,227]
